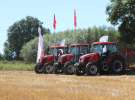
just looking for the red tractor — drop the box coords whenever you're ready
[54,43,89,74]
[75,42,126,75]
[34,45,68,74]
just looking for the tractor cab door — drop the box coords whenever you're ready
[69,45,89,62]
[101,44,119,61]
[79,45,89,56]
[69,46,79,62]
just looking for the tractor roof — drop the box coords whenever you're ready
[70,43,89,47]
[92,42,115,45]
[50,45,67,49]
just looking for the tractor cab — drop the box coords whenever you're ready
[55,43,89,74]
[90,42,118,57]
[69,44,89,62]
[49,45,68,60]
[35,45,67,74]
[76,42,126,75]
[58,43,89,64]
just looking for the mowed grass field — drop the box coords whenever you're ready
[0,61,135,100]
[0,71,135,100]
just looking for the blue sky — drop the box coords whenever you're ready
[0,0,112,54]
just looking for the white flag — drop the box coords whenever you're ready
[37,27,44,63]
[99,35,109,42]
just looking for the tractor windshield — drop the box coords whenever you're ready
[69,45,88,55]
[69,47,79,55]
[69,45,88,62]
[80,46,89,55]
[49,47,67,56]
[91,44,118,55]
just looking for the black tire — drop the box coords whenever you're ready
[54,63,63,74]
[34,63,44,74]
[63,63,75,75]
[112,60,124,74]
[45,64,54,74]
[86,62,99,75]
[100,61,110,74]
[75,65,85,75]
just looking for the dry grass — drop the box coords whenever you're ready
[0,71,135,100]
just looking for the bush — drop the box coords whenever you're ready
[20,38,38,62]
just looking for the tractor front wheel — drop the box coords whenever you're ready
[54,63,63,74]
[86,62,99,75]
[45,64,54,74]
[34,63,45,74]
[63,63,75,75]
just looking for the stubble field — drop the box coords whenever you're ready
[0,71,135,100]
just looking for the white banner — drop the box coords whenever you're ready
[36,27,44,63]
[99,35,109,42]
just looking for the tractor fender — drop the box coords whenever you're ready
[107,54,126,66]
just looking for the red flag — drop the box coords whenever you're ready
[74,10,77,31]
[53,14,56,31]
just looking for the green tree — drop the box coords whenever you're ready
[4,42,13,60]
[5,16,50,59]
[0,53,4,60]
[106,0,135,43]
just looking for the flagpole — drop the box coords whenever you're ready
[74,9,77,61]
[53,14,56,45]
[54,28,56,62]
[53,14,57,61]
[74,9,77,32]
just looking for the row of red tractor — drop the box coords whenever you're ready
[34,41,127,75]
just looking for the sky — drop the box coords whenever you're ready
[0,0,113,54]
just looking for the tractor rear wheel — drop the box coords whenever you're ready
[34,63,45,74]
[86,62,99,75]
[45,64,54,74]
[112,60,124,74]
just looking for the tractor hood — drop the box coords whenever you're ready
[59,54,74,64]
[41,55,54,64]
[79,52,100,63]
